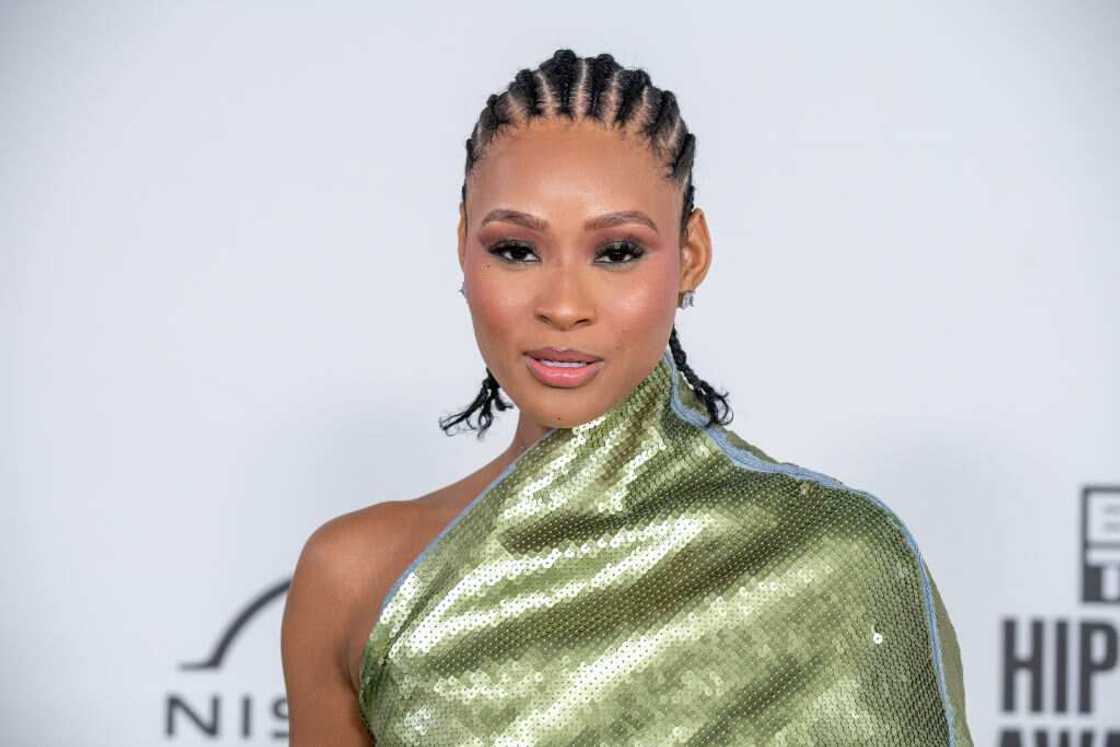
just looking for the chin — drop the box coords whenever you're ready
[521,392,608,430]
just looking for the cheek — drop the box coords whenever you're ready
[464,261,526,340]
[605,259,679,332]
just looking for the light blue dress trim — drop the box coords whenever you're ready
[662,349,958,746]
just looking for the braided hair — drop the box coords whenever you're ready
[440,48,733,438]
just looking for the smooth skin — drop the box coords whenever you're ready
[281,115,713,745]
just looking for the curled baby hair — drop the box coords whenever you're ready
[440,47,732,438]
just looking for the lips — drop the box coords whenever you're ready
[524,347,603,363]
[524,347,604,388]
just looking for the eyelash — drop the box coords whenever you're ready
[486,240,646,266]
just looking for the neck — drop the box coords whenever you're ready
[505,412,553,463]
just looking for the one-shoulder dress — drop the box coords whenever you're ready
[357,350,973,745]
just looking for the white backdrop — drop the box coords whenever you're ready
[3,2,1118,744]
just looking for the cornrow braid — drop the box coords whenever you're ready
[612,68,650,128]
[443,47,726,438]
[583,53,616,121]
[668,326,732,428]
[538,48,580,118]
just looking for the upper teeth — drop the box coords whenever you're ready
[539,358,588,367]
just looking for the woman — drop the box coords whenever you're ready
[281,48,973,746]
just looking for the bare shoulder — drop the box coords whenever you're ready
[295,501,415,606]
[281,500,419,746]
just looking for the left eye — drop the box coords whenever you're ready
[595,241,645,265]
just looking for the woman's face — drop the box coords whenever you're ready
[458,117,711,430]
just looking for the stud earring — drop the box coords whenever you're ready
[459,281,466,298]
[678,290,695,309]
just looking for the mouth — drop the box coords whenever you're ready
[524,347,604,388]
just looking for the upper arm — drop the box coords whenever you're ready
[281,514,377,746]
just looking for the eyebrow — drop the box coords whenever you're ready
[479,209,659,235]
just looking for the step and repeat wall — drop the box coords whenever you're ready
[3,2,1117,745]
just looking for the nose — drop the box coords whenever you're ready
[534,263,595,331]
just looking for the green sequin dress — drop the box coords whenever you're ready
[358,350,973,745]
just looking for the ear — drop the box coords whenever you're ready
[457,201,468,272]
[679,206,712,293]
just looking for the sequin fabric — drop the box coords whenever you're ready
[358,351,973,745]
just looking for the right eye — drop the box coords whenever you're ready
[487,241,539,264]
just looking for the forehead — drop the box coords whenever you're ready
[466,118,680,227]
